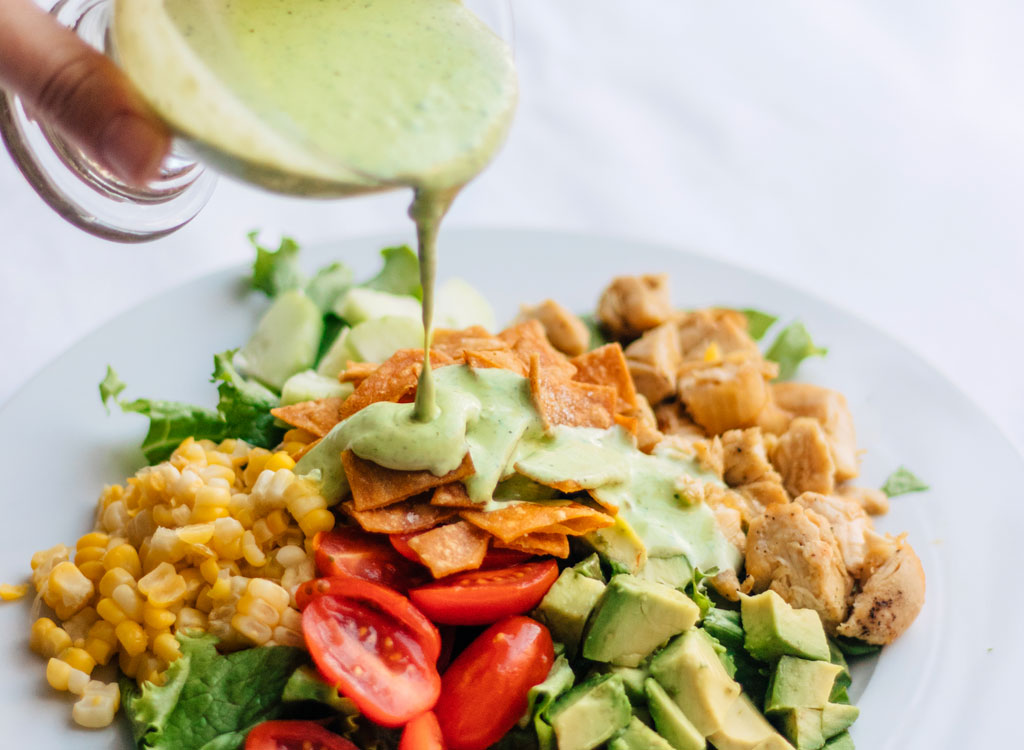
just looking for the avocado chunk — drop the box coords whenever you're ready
[764,657,843,714]
[826,640,852,704]
[549,674,631,750]
[604,665,649,705]
[823,731,854,750]
[649,629,741,736]
[709,694,792,750]
[609,717,676,750]
[584,516,647,574]
[741,591,830,662]
[239,289,324,390]
[637,554,694,589]
[334,286,421,324]
[280,370,353,406]
[645,678,706,750]
[776,708,824,750]
[573,553,605,581]
[821,704,859,740]
[534,568,606,657]
[583,575,700,666]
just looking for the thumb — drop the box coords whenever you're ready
[0,1,171,186]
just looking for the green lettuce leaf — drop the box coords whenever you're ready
[881,466,929,497]
[119,399,227,465]
[250,233,305,297]
[364,245,422,300]
[686,566,718,618]
[211,351,285,450]
[832,635,882,658]
[306,262,354,313]
[765,321,828,380]
[121,633,307,750]
[739,309,778,341]
[99,365,126,412]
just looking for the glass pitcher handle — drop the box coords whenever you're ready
[0,0,215,243]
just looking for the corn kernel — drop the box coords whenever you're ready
[59,647,96,675]
[78,560,107,582]
[112,583,145,622]
[153,632,182,663]
[231,613,272,645]
[72,685,119,728]
[243,449,272,487]
[199,558,221,586]
[74,546,106,565]
[143,603,176,630]
[62,607,100,647]
[115,620,147,657]
[103,544,142,578]
[96,597,127,626]
[84,620,117,666]
[192,485,231,524]
[265,452,296,472]
[138,562,187,607]
[43,561,95,620]
[46,658,86,692]
[76,532,110,551]
[177,523,216,545]
[265,509,290,537]
[99,567,135,598]
[298,508,334,536]
[152,503,176,529]
[241,531,266,567]
[119,649,143,677]
[30,618,72,657]
[209,575,232,600]
[703,341,722,362]
[176,607,208,632]
[0,583,28,601]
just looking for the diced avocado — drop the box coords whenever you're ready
[584,516,647,575]
[709,694,791,750]
[637,555,693,590]
[549,674,631,750]
[315,326,352,377]
[754,736,797,750]
[433,277,497,331]
[764,657,843,714]
[280,370,354,406]
[334,287,421,325]
[583,575,700,666]
[776,708,824,750]
[294,422,349,503]
[741,591,830,662]
[609,717,676,750]
[534,568,606,657]
[573,553,605,582]
[823,732,854,750]
[649,629,741,736]
[645,678,705,750]
[604,665,648,705]
[821,704,859,740]
[826,640,852,704]
[345,316,423,363]
[238,289,324,390]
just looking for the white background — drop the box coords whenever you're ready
[2,0,1022,453]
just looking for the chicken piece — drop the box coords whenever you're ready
[517,299,590,357]
[837,535,925,645]
[625,322,681,405]
[756,400,794,436]
[677,356,777,436]
[772,417,837,497]
[693,436,724,479]
[711,568,743,602]
[654,401,705,439]
[794,492,873,578]
[711,505,746,554]
[745,503,852,633]
[772,383,859,481]
[630,394,663,453]
[837,484,890,516]
[597,273,673,341]
[721,428,780,486]
[737,479,789,514]
[706,483,761,528]
[675,309,760,362]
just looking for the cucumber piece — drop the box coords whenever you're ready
[280,370,354,406]
[238,289,323,391]
[346,316,424,363]
[334,287,421,325]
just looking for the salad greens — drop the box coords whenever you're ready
[881,466,929,497]
[249,233,305,298]
[741,308,779,341]
[362,244,422,300]
[766,321,828,380]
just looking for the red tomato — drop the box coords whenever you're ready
[408,560,559,626]
[434,617,554,750]
[389,533,422,563]
[314,527,426,591]
[400,711,445,750]
[303,589,442,727]
[479,547,535,569]
[245,720,357,750]
[295,577,441,663]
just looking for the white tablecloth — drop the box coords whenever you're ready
[2,0,1022,453]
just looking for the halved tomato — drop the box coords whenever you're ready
[400,711,445,750]
[245,720,357,750]
[303,584,442,727]
[389,532,422,563]
[434,617,554,750]
[479,547,534,569]
[408,560,559,625]
[314,527,426,592]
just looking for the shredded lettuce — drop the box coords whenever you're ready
[686,566,718,618]
[118,398,228,465]
[363,245,422,300]
[250,233,305,297]
[211,351,284,450]
[121,633,307,750]
[99,365,126,412]
[306,262,355,313]
[765,321,827,380]
[702,608,769,705]
[740,308,778,341]
[881,466,929,497]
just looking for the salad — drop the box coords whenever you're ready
[10,236,927,750]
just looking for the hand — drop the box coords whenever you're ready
[0,0,170,186]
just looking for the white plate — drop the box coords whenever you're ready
[1,228,1019,748]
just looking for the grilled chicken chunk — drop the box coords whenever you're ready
[837,484,890,516]
[772,417,837,497]
[675,308,760,362]
[597,273,673,341]
[517,299,591,357]
[677,356,777,435]
[625,322,681,405]
[794,491,873,578]
[772,382,859,481]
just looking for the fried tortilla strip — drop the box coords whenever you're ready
[499,319,577,379]
[339,348,453,420]
[341,498,458,534]
[342,450,475,511]
[432,327,508,360]
[529,354,616,430]
[571,343,637,410]
[271,398,347,438]
[460,501,613,543]
[407,521,491,578]
[339,361,379,384]
[431,482,482,509]
[494,532,570,558]
[463,349,529,376]
[614,413,639,436]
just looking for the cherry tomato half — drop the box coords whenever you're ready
[245,720,357,750]
[434,616,554,750]
[389,533,422,563]
[479,547,535,569]
[400,711,445,750]
[408,560,559,626]
[303,589,442,727]
[296,577,441,664]
[314,527,426,592]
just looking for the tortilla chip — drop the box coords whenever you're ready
[339,361,379,384]
[342,498,457,534]
[571,343,637,410]
[271,398,347,438]
[431,327,508,360]
[460,501,613,543]
[499,320,577,379]
[494,532,570,558]
[292,437,322,461]
[431,482,482,509]
[463,349,529,376]
[407,520,491,578]
[342,450,475,511]
[338,349,453,420]
[529,354,616,430]
[614,413,639,436]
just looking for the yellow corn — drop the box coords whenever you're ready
[138,563,187,608]
[243,449,272,487]
[72,681,120,728]
[46,657,87,692]
[111,583,145,621]
[102,543,142,578]
[30,618,72,658]
[199,557,221,586]
[0,583,28,601]
[142,603,176,630]
[176,607,207,632]
[115,620,147,657]
[703,341,722,362]
[61,606,100,647]
[84,620,117,666]
[58,646,96,675]
[192,485,231,524]
[265,452,296,472]
[96,597,127,627]
[241,531,266,566]
[153,632,182,664]
[98,567,135,598]
[44,562,95,620]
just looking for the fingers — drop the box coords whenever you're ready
[0,1,171,186]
